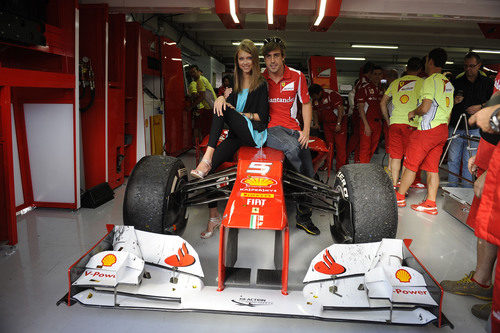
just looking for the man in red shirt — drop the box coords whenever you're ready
[355,65,384,163]
[309,84,347,170]
[347,62,376,163]
[262,37,318,235]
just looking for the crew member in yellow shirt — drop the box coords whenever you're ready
[381,57,423,187]
[187,65,217,141]
[395,48,454,215]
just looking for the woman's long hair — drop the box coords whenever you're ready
[233,39,265,93]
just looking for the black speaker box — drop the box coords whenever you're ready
[81,182,114,208]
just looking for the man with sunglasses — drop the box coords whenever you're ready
[261,37,319,235]
[447,52,493,187]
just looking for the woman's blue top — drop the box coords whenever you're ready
[235,89,267,148]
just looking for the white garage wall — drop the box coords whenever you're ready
[24,104,75,204]
[11,105,24,207]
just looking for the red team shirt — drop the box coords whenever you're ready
[314,89,343,124]
[264,65,311,131]
[355,80,383,121]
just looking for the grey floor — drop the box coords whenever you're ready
[0,150,489,333]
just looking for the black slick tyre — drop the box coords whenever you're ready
[123,155,188,235]
[331,163,397,243]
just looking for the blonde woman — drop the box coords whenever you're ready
[191,39,269,238]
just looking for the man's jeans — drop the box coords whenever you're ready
[266,126,315,178]
[447,128,479,187]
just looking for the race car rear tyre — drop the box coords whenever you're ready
[331,164,397,243]
[123,155,188,235]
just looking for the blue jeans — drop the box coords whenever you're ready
[447,128,479,187]
[266,126,315,178]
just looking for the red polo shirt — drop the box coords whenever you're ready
[494,71,500,94]
[355,81,383,121]
[313,89,343,124]
[264,65,310,131]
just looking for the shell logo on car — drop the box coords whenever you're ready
[399,94,409,104]
[395,268,412,283]
[241,176,277,187]
[101,254,117,267]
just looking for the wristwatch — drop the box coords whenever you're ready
[490,106,500,133]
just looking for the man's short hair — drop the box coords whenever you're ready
[187,64,200,72]
[361,61,376,74]
[262,37,286,57]
[308,84,323,97]
[407,57,423,72]
[428,48,447,68]
[373,65,383,72]
[464,52,481,64]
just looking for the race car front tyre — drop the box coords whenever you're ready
[331,163,397,243]
[123,155,188,235]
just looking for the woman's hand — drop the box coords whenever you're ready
[213,96,227,117]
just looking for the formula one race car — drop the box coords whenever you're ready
[59,135,451,328]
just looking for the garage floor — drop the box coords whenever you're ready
[0,150,489,333]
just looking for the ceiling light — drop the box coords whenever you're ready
[313,0,327,26]
[232,41,264,46]
[445,61,454,65]
[351,44,398,49]
[267,0,274,25]
[472,49,500,54]
[335,57,366,61]
[259,55,264,58]
[229,0,239,24]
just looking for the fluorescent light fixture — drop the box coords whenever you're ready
[335,57,366,61]
[351,44,398,49]
[483,66,498,73]
[229,0,239,24]
[472,49,500,54]
[259,55,264,58]
[232,41,264,46]
[313,0,327,26]
[171,58,182,61]
[163,42,177,46]
[267,0,274,25]
[445,61,454,65]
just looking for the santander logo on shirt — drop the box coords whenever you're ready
[269,97,295,103]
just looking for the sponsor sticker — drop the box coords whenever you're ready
[395,269,412,283]
[281,81,295,92]
[249,214,264,229]
[399,94,409,104]
[251,207,260,213]
[101,254,117,267]
[246,198,267,206]
[241,193,274,198]
[241,176,277,187]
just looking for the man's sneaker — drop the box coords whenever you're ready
[410,181,426,189]
[471,302,492,320]
[440,271,493,300]
[411,200,438,215]
[395,190,406,207]
[296,217,320,235]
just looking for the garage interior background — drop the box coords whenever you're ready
[1,0,500,244]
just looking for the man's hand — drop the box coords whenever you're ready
[474,171,487,198]
[224,88,232,99]
[469,105,497,133]
[468,155,477,176]
[454,95,464,104]
[408,111,416,122]
[466,104,482,115]
[363,124,372,137]
[298,130,310,149]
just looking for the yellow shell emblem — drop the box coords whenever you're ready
[395,269,411,283]
[242,176,277,187]
[446,97,450,108]
[399,94,409,104]
[101,254,117,267]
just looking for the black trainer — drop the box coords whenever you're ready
[296,215,320,235]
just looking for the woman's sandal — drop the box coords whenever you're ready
[190,159,212,179]
[200,215,222,239]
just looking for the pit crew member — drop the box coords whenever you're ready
[380,57,424,187]
[309,84,347,170]
[355,64,384,163]
[395,48,454,214]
